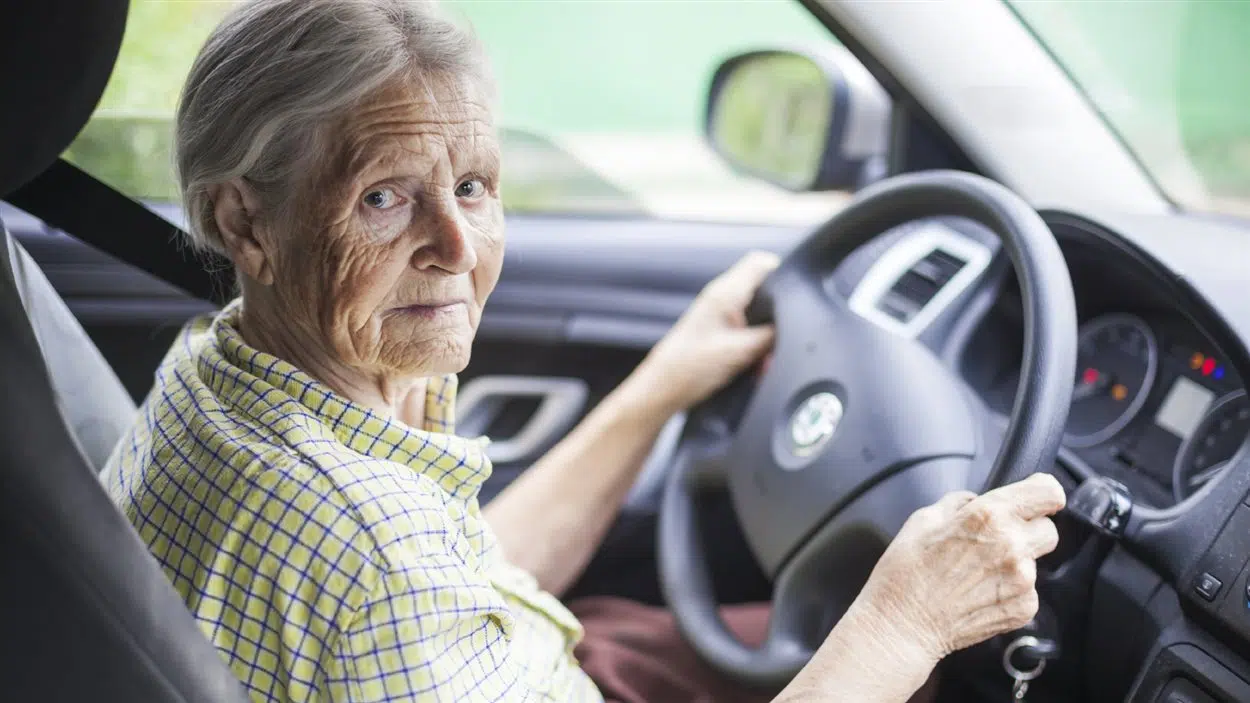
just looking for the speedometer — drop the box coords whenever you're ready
[1173,390,1250,501]
[1066,314,1159,448]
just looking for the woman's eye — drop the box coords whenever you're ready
[362,188,399,210]
[455,178,486,199]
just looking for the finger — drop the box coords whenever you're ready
[987,473,1067,520]
[1021,516,1060,558]
[732,250,782,275]
[932,489,978,515]
[723,325,776,368]
[708,250,781,307]
[758,351,774,376]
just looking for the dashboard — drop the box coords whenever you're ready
[977,310,1249,509]
[946,236,1250,511]
[838,211,1250,701]
[840,214,1250,511]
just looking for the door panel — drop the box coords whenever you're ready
[457,375,589,465]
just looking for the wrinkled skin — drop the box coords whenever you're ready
[213,73,504,418]
[778,474,1064,703]
[634,251,779,414]
[860,473,1065,658]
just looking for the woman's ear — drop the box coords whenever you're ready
[213,179,275,285]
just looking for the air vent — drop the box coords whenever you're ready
[876,247,967,322]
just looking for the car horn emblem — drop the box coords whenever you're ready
[788,391,843,458]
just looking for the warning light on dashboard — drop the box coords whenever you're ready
[1202,358,1217,376]
[1215,367,1226,380]
[1111,384,1128,401]
[1191,352,1205,370]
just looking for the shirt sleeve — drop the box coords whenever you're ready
[321,544,537,703]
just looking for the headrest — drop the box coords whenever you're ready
[0,0,130,197]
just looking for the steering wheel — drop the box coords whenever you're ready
[657,170,1078,690]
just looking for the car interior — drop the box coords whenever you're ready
[4,0,1250,702]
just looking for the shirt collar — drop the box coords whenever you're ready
[203,300,491,499]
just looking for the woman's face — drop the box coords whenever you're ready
[263,75,504,379]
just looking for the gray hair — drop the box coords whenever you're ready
[175,0,494,255]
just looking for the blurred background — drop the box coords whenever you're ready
[67,0,1250,223]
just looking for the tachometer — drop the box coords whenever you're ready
[1173,390,1250,501]
[1066,314,1158,448]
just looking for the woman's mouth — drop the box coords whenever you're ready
[392,301,467,320]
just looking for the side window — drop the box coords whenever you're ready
[445,0,844,220]
[69,0,858,225]
[65,3,233,202]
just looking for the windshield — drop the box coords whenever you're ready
[1009,1,1250,217]
[67,0,852,226]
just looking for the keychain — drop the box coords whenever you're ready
[1002,635,1047,702]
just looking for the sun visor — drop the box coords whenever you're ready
[0,0,129,197]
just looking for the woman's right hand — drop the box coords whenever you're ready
[858,472,1067,659]
[774,473,1066,703]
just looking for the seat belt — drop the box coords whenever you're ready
[7,158,228,304]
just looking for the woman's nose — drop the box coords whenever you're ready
[412,207,479,274]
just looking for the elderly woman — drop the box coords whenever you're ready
[103,1,1066,701]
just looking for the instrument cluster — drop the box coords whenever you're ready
[978,310,1248,508]
[1066,313,1249,506]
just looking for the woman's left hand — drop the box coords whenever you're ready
[630,250,780,415]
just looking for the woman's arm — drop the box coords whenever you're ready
[774,599,938,703]
[482,373,671,596]
[483,252,779,596]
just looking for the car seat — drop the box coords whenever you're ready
[0,0,248,699]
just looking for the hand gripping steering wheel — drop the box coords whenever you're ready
[657,170,1078,689]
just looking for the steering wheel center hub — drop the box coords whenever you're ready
[786,390,844,461]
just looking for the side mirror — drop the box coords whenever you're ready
[705,47,890,192]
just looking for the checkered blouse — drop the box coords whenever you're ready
[101,301,602,702]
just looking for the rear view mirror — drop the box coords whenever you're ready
[705,47,890,192]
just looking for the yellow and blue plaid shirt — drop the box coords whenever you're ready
[101,301,603,702]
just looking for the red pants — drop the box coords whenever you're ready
[570,597,938,703]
